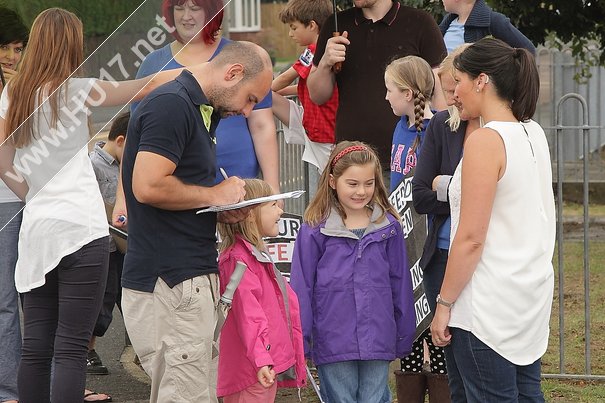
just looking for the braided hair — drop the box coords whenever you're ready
[385,55,435,153]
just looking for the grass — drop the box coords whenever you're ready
[561,201,605,217]
[543,379,605,402]
[542,240,605,401]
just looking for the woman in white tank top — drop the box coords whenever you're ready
[429,38,555,403]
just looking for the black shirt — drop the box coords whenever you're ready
[314,2,446,165]
[121,70,221,292]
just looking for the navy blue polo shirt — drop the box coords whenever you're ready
[121,70,221,292]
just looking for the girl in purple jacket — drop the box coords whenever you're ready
[290,141,416,403]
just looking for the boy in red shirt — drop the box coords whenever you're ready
[272,0,338,172]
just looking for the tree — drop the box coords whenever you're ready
[487,0,605,80]
[337,0,604,79]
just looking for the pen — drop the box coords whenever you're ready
[219,167,228,180]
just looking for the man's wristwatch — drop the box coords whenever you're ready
[436,294,454,308]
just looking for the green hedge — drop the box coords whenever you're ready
[1,0,160,36]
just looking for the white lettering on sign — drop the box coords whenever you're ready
[388,177,414,215]
[401,207,414,239]
[410,259,423,291]
[414,293,431,326]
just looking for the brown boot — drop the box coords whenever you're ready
[394,370,427,403]
[426,373,451,403]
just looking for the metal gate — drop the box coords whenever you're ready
[543,93,604,381]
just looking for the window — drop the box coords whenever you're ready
[227,0,261,32]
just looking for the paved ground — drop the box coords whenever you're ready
[85,311,150,403]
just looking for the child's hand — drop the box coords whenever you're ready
[257,365,276,388]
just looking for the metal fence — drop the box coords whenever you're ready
[543,93,604,381]
[277,126,310,216]
[524,47,605,379]
[535,46,605,182]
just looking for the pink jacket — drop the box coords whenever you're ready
[217,236,306,397]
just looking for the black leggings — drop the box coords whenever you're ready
[18,237,109,403]
[400,328,448,374]
[401,249,449,374]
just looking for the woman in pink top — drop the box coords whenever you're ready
[216,179,306,402]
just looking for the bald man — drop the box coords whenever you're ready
[117,41,273,403]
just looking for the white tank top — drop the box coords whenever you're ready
[448,120,556,365]
[0,78,109,292]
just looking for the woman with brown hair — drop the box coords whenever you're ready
[430,38,555,402]
[0,8,187,402]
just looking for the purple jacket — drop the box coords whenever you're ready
[290,206,416,366]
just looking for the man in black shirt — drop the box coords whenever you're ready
[116,41,273,403]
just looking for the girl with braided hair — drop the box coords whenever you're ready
[384,56,443,402]
[385,55,435,193]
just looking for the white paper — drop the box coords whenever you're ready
[196,190,305,214]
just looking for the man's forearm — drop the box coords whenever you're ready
[133,175,216,210]
[307,64,336,105]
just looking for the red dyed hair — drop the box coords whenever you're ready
[162,0,224,45]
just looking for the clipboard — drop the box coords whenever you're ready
[195,190,305,214]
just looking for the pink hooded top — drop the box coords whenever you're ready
[217,236,306,397]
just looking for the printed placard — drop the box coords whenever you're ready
[265,212,302,275]
[389,177,431,339]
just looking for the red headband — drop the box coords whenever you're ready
[331,145,368,168]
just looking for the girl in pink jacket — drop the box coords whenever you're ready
[217,179,306,402]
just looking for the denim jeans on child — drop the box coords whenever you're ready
[447,327,545,403]
[0,202,23,402]
[317,360,390,403]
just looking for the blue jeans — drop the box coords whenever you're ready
[0,202,23,402]
[447,328,545,403]
[317,360,389,403]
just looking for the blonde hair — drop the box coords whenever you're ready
[218,179,275,252]
[438,43,471,132]
[304,141,399,227]
[385,56,434,152]
[7,8,84,147]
